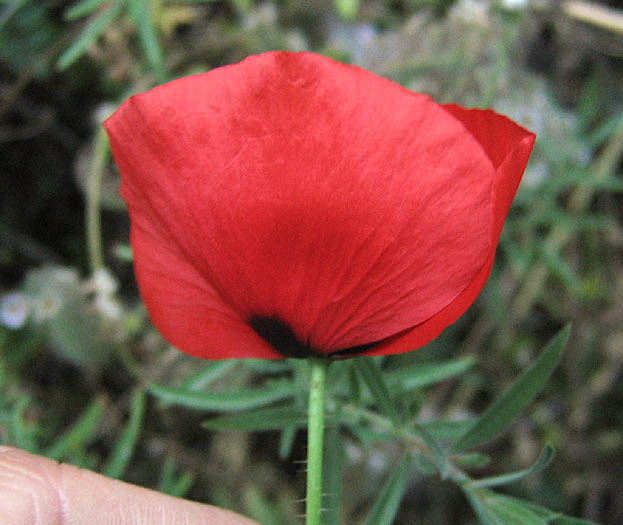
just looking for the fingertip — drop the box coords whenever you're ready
[0,447,257,525]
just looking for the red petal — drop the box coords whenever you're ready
[105,51,534,359]
[366,107,536,357]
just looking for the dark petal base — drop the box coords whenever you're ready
[248,315,380,359]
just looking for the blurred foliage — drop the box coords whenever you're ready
[1,0,623,523]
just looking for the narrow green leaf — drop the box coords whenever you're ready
[46,396,106,460]
[464,489,507,525]
[365,453,412,525]
[245,359,291,373]
[347,361,362,403]
[65,0,106,21]
[57,1,124,70]
[386,357,475,391]
[323,425,345,525]
[278,360,308,459]
[586,111,623,148]
[149,380,296,411]
[243,485,282,525]
[552,517,600,525]
[181,360,237,391]
[102,389,146,479]
[202,406,303,432]
[538,244,579,289]
[452,452,491,468]
[411,424,449,479]
[127,0,165,81]
[469,445,555,489]
[418,419,475,445]
[354,357,400,428]
[482,492,558,524]
[278,425,297,459]
[454,325,571,451]
[158,456,195,498]
[13,396,37,453]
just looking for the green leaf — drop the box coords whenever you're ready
[64,0,107,21]
[538,244,580,289]
[454,325,570,451]
[412,424,450,479]
[158,456,195,498]
[202,406,303,432]
[278,360,307,459]
[386,356,475,391]
[452,452,491,468]
[181,360,237,391]
[552,517,600,525]
[46,395,106,460]
[278,425,297,459]
[245,359,292,373]
[149,380,297,411]
[323,425,345,525]
[127,0,165,81]
[464,489,507,525]
[469,445,555,489]
[485,495,551,525]
[102,389,146,479]
[12,396,38,453]
[365,453,411,525]
[481,492,560,524]
[354,357,400,428]
[57,1,124,70]
[242,485,283,525]
[418,420,475,445]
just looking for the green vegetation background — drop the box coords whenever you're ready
[1,0,622,523]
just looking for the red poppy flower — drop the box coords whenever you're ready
[104,51,535,360]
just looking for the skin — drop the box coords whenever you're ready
[0,446,257,525]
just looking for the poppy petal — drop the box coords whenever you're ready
[105,51,534,359]
[365,107,536,357]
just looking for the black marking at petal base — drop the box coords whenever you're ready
[249,314,389,359]
[328,341,379,358]
[328,325,412,359]
[249,315,325,359]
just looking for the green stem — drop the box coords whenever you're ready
[306,358,329,525]
[86,126,109,273]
